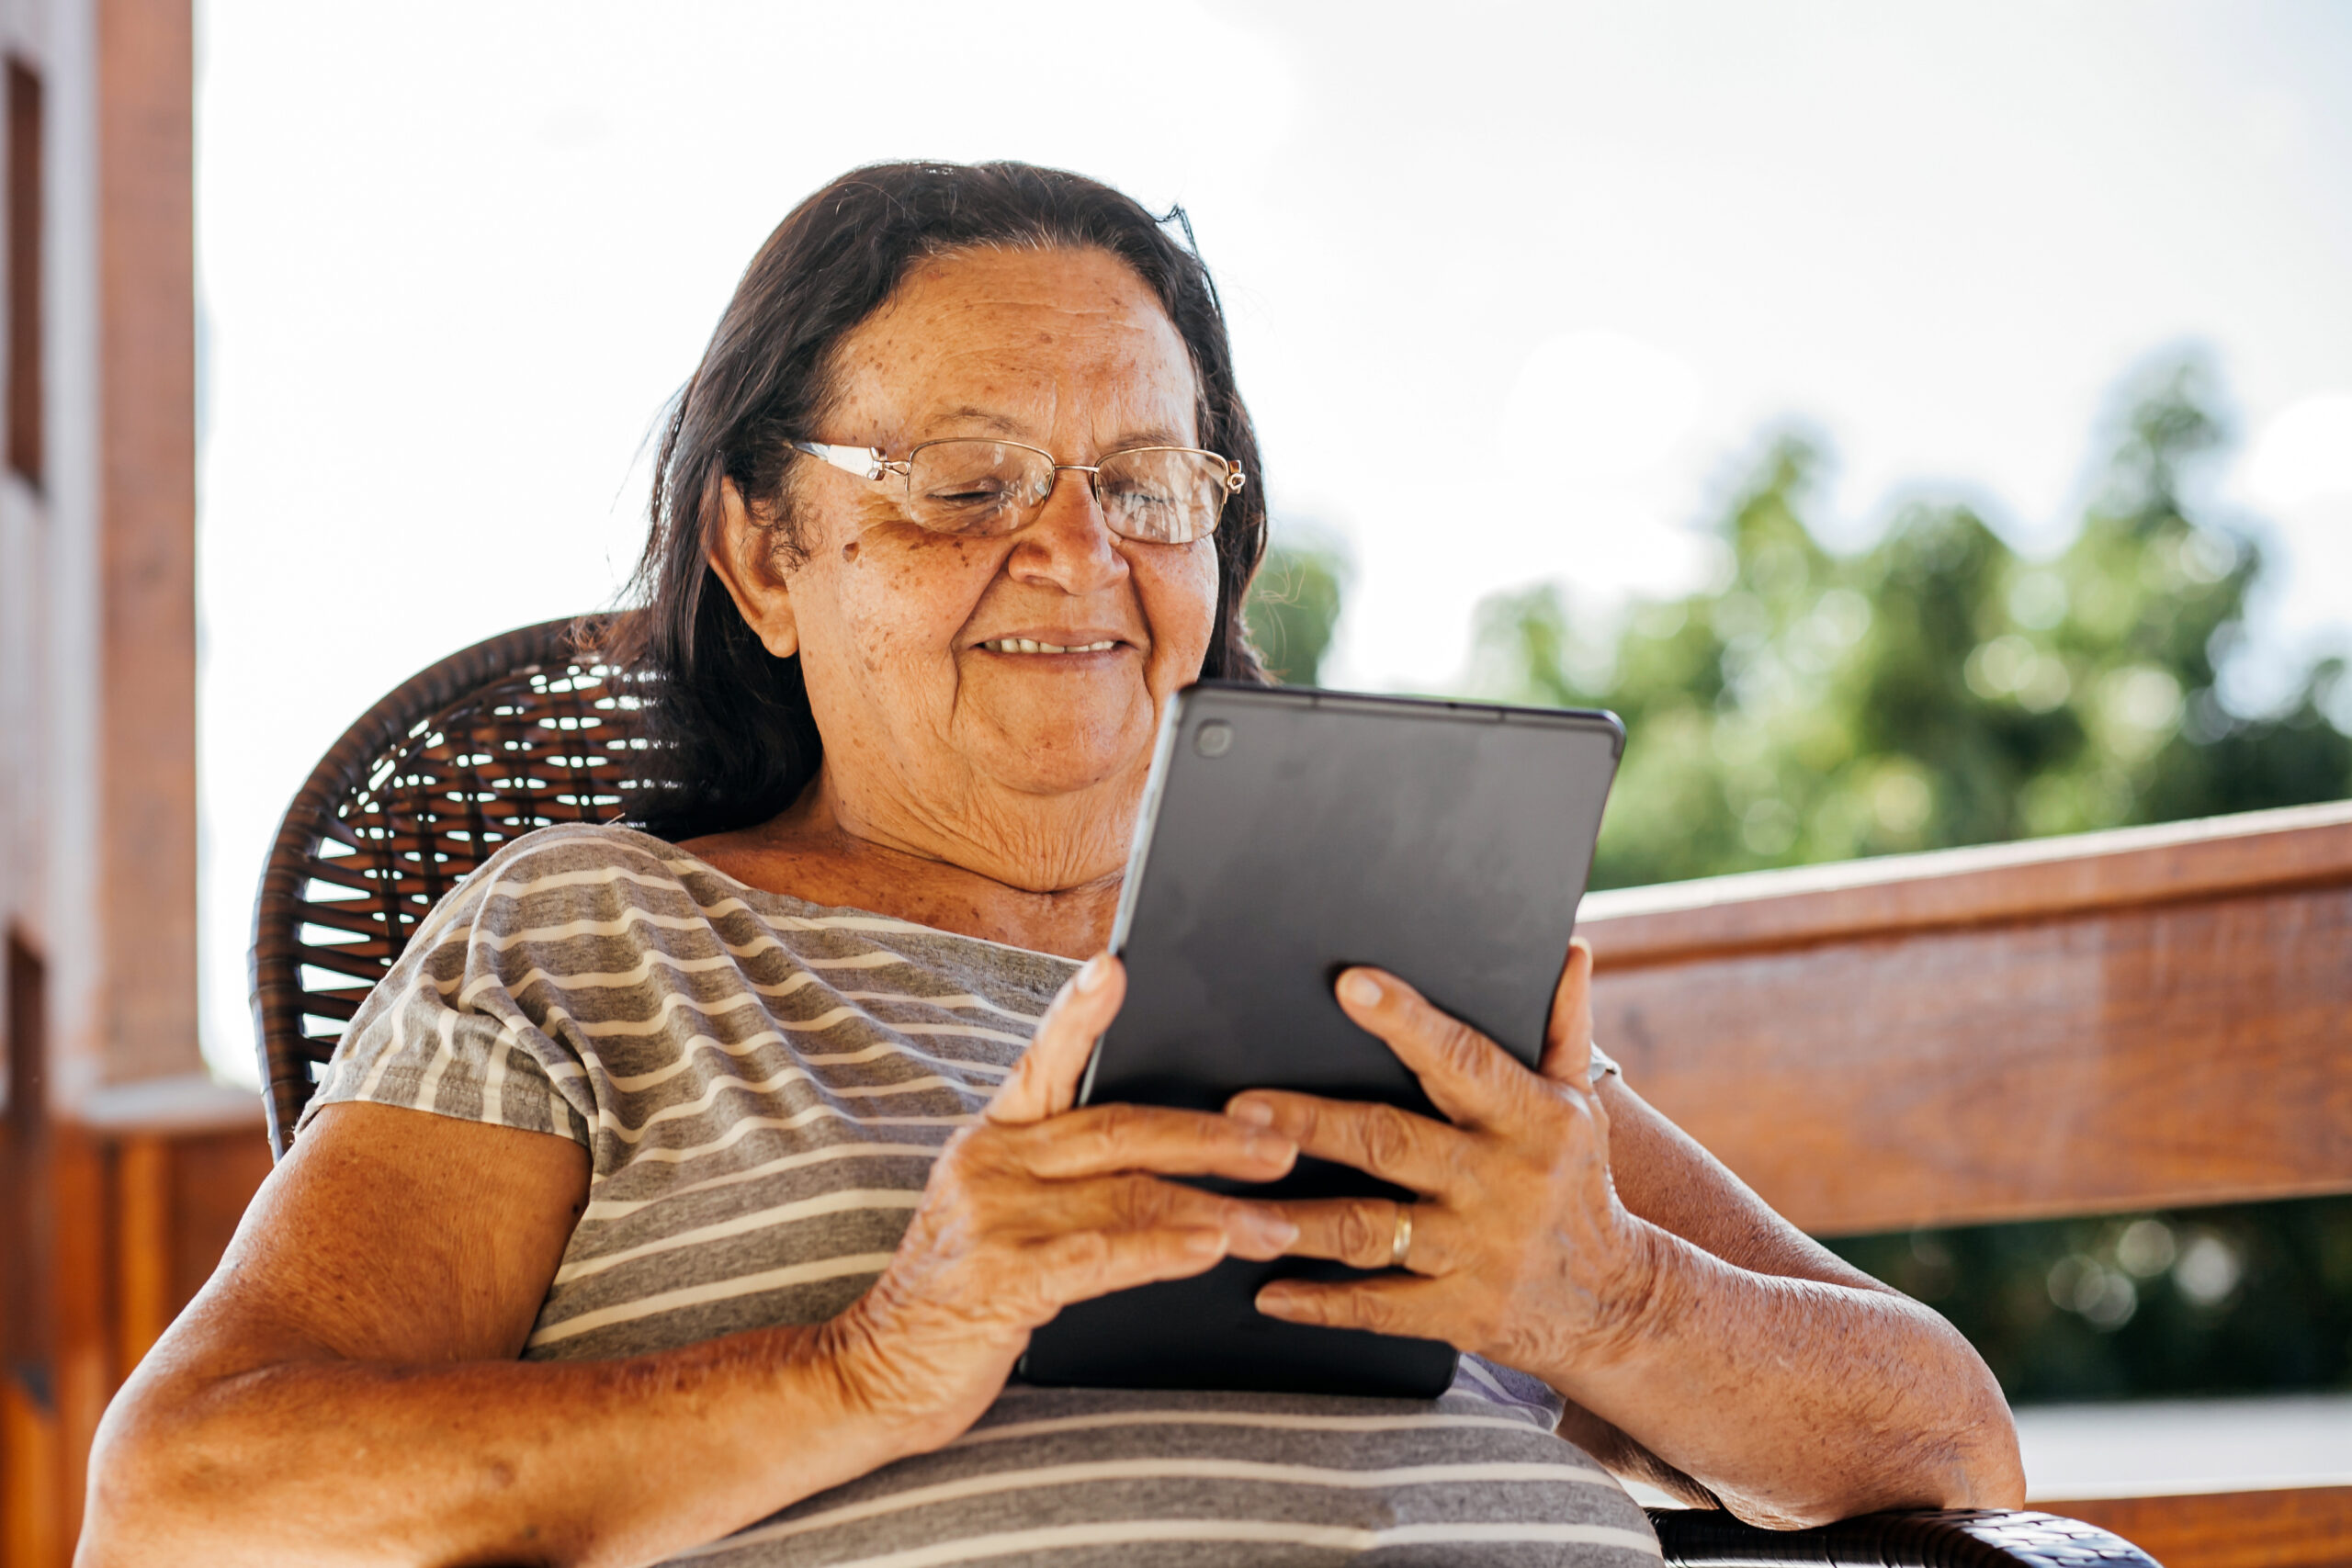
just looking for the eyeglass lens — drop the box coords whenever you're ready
[903,441,1228,544]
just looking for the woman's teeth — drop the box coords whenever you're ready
[982,638,1118,655]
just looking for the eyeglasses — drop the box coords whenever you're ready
[789,437,1245,546]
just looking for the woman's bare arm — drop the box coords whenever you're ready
[78,1104,899,1568]
[80,961,1301,1568]
[1558,1074,2026,1521]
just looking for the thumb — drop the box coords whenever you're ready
[1537,938,1596,1086]
[987,953,1125,1125]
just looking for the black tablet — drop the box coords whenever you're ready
[1020,682,1623,1398]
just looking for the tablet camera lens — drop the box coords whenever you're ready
[1193,721,1234,758]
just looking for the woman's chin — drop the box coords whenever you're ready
[953,727,1143,803]
[959,699,1157,798]
[989,748,1142,802]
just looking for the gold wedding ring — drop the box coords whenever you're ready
[1389,1203,1414,1269]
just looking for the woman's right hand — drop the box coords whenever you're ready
[823,953,1300,1450]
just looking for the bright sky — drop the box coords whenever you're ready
[193,0,2352,1081]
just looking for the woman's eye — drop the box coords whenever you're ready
[1105,477,1177,511]
[924,481,1009,506]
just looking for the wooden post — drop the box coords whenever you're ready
[113,1134,172,1374]
[89,0,197,1088]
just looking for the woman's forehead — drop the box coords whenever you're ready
[831,247,1200,445]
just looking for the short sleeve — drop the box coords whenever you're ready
[1588,1040,1620,1086]
[294,838,599,1147]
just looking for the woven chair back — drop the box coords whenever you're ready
[249,615,659,1157]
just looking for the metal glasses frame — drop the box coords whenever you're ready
[788,436,1246,538]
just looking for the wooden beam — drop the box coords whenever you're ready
[1583,800,2352,967]
[47,1125,110,1555]
[92,0,197,1084]
[0,1373,62,1568]
[2036,1485,2352,1568]
[115,1134,172,1373]
[1582,807,2352,1235]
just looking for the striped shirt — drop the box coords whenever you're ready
[302,823,1656,1565]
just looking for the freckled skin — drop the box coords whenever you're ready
[695,247,1219,955]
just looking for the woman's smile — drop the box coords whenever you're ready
[970,630,1135,658]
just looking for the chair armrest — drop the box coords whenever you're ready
[1646,1506,2163,1568]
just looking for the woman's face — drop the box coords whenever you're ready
[715,245,1220,880]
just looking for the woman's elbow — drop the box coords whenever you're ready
[76,1367,248,1566]
[1732,1387,2027,1530]
[1949,1408,2029,1512]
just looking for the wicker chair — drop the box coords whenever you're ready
[248,615,656,1155]
[248,617,2163,1568]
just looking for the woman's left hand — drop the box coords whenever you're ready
[1230,939,1658,1382]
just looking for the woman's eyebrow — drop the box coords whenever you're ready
[926,406,1028,437]
[920,409,1193,453]
[1102,427,1190,451]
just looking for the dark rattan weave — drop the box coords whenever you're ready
[249,615,656,1157]
[1648,1508,2161,1568]
[245,621,2163,1568]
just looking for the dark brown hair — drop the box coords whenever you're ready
[602,161,1270,842]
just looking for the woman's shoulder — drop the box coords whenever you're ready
[412,821,1073,1011]
[389,822,733,969]
[429,821,697,919]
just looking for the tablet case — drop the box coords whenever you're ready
[1019,682,1623,1398]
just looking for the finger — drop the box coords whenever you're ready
[1014,1173,1300,1261]
[1254,1273,1452,1340]
[1264,1197,1452,1275]
[1222,1089,1456,1193]
[1029,1224,1232,1304]
[989,953,1125,1125]
[998,1101,1297,1183]
[1537,939,1598,1089]
[1329,967,1531,1128]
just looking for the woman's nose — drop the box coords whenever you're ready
[1009,468,1126,592]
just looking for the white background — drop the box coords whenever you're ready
[195,1,2352,1081]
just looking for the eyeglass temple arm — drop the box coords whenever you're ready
[789,441,907,482]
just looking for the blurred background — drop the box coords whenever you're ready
[193,0,2349,1456]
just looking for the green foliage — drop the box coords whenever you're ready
[1245,531,1351,686]
[1460,355,2352,1403]
[1465,358,2352,891]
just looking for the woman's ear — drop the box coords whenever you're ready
[707,478,801,660]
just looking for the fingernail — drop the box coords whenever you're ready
[1253,1212,1299,1247]
[1339,971,1382,1007]
[1246,1133,1295,1170]
[1074,954,1110,994]
[1228,1096,1274,1126]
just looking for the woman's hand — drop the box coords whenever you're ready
[1231,940,1657,1382]
[827,953,1301,1450]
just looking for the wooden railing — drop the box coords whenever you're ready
[0,1087,268,1568]
[1581,798,2352,1568]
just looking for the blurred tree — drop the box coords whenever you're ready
[1465,357,2352,891]
[1459,355,2352,1402]
[1246,527,1351,686]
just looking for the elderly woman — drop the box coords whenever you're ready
[86,163,2022,1567]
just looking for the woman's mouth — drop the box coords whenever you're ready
[978,638,1123,655]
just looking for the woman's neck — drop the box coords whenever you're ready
[676,771,1127,960]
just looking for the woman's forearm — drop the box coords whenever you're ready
[1544,1221,2026,1528]
[81,1318,915,1568]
